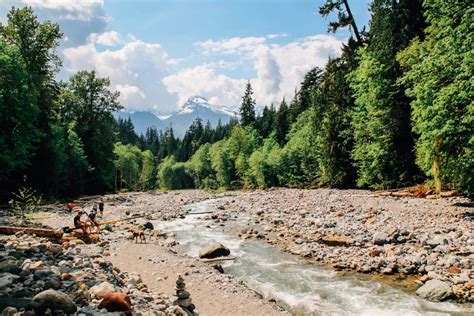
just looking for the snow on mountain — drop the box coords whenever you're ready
[165,96,236,136]
[177,96,239,117]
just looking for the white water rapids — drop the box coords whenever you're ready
[153,200,473,316]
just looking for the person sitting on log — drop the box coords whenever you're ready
[74,211,90,234]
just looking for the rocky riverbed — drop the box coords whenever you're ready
[0,188,472,315]
[0,190,285,315]
[210,188,474,303]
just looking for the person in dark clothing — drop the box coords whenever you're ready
[98,202,104,217]
[73,211,89,234]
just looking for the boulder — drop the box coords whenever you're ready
[89,281,115,299]
[98,292,132,313]
[199,243,230,259]
[416,280,452,301]
[1,306,18,315]
[320,235,352,247]
[0,260,20,274]
[0,273,20,289]
[31,289,77,314]
[372,232,388,245]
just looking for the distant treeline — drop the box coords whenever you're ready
[0,1,472,200]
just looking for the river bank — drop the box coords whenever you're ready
[0,188,472,315]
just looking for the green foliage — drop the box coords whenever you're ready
[156,156,192,190]
[113,143,156,191]
[59,70,122,193]
[313,57,356,187]
[349,47,404,188]
[279,110,319,187]
[347,0,423,189]
[0,7,63,195]
[319,0,362,43]
[227,125,262,186]
[185,143,213,188]
[248,137,281,188]
[398,0,473,196]
[209,140,233,189]
[274,98,289,145]
[0,39,37,185]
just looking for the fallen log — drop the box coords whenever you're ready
[200,256,236,263]
[0,226,63,239]
[98,214,146,226]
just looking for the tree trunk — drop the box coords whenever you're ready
[342,0,362,43]
[433,137,442,194]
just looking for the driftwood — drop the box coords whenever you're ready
[200,256,236,263]
[0,226,63,238]
[98,214,147,226]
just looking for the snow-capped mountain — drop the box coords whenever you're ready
[163,96,237,136]
[115,96,237,137]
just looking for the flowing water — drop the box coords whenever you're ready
[153,200,473,316]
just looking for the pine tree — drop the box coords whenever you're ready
[319,0,362,43]
[240,81,256,127]
[274,98,289,145]
[313,52,357,188]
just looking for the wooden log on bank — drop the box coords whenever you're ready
[0,226,63,239]
[98,214,147,226]
[200,256,236,263]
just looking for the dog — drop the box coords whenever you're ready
[131,228,147,243]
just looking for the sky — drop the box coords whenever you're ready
[0,0,371,114]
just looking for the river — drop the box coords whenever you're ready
[153,200,473,316]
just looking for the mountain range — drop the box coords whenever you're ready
[114,96,238,137]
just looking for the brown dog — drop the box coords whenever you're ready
[132,229,146,243]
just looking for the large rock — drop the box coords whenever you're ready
[320,235,352,247]
[31,289,77,314]
[98,292,132,313]
[199,243,230,259]
[0,273,19,289]
[0,260,20,274]
[89,281,115,299]
[416,280,452,301]
[372,232,388,245]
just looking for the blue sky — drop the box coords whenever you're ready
[1,0,371,113]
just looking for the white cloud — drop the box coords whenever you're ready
[195,36,267,55]
[115,84,145,105]
[63,37,178,113]
[89,31,121,46]
[18,0,104,21]
[266,33,288,39]
[166,34,344,109]
[163,65,246,108]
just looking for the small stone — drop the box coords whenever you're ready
[90,281,115,299]
[447,266,461,274]
[98,292,132,313]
